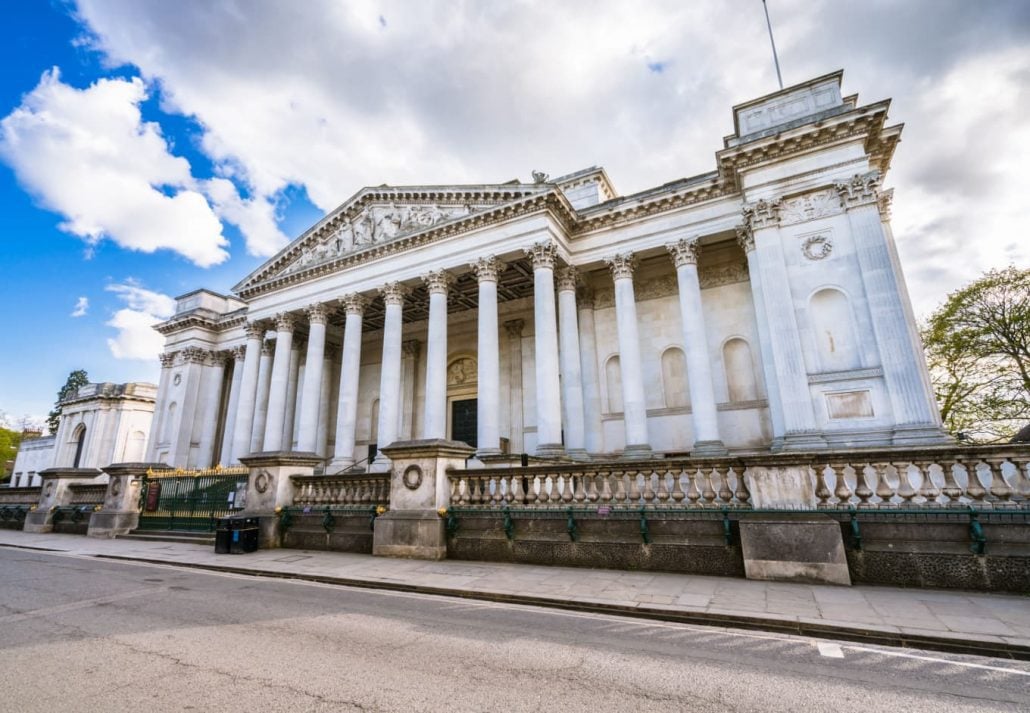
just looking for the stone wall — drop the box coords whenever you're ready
[280,511,378,553]
[443,511,1030,593]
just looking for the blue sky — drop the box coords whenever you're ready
[2,0,1029,424]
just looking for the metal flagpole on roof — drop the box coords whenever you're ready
[762,0,784,90]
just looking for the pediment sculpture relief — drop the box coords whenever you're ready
[283,202,477,276]
[447,357,477,386]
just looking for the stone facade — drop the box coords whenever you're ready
[151,71,947,470]
[10,382,156,486]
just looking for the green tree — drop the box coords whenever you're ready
[46,369,90,435]
[922,266,1030,443]
[0,426,21,482]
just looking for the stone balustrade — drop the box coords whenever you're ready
[291,474,391,507]
[446,445,1030,510]
[0,487,42,505]
[67,484,108,506]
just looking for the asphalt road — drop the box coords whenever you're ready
[0,547,1027,712]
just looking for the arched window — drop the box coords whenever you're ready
[723,338,759,402]
[660,347,689,409]
[810,288,861,371]
[72,426,86,468]
[604,356,623,414]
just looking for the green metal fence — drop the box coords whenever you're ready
[137,467,249,532]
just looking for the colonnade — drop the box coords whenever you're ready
[158,236,732,469]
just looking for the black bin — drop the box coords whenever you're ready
[214,517,233,554]
[229,516,260,554]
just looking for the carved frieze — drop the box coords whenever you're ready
[281,202,480,278]
[778,189,842,225]
[592,262,748,308]
[447,357,477,386]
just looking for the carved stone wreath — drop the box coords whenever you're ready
[402,464,424,490]
[254,470,272,494]
[802,235,833,261]
[110,477,122,497]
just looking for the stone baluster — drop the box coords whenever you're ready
[961,458,987,503]
[814,465,832,506]
[598,472,614,503]
[686,468,702,506]
[671,469,686,504]
[573,474,587,503]
[1011,458,1030,502]
[700,469,717,506]
[716,467,733,504]
[854,464,874,507]
[914,459,940,505]
[939,458,963,505]
[832,462,852,506]
[733,468,752,507]
[872,462,895,505]
[985,458,1014,505]
[894,462,917,504]
[655,470,670,506]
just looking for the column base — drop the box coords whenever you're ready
[369,454,393,473]
[691,440,728,457]
[620,443,653,460]
[87,511,139,539]
[892,424,953,446]
[534,443,567,460]
[326,457,357,474]
[780,431,829,451]
[769,436,786,453]
[22,511,53,534]
[565,448,591,462]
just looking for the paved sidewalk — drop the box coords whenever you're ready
[1,529,1028,659]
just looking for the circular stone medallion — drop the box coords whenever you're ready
[254,470,271,494]
[402,464,423,490]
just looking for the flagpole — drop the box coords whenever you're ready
[762,0,784,90]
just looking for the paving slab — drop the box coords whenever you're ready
[0,529,1027,660]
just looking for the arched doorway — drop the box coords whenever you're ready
[72,425,86,468]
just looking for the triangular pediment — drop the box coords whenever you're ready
[234,183,551,293]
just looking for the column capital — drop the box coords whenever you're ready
[877,187,894,221]
[244,321,266,340]
[208,350,231,366]
[666,238,701,267]
[379,282,411,306]
[231,345,247,361]
[604,252,637,281]
[556,265,579,292]
[261,339,276,357]
[341,293,370,316]
[158,352,177,368]
[835,170,882,210]
[471,256,504,283]
[305,303,330,325]
[401,339,421,358]
[179,346,208,364]
[274,312,296,332]
[525,240,558,269]
[743,198,781,231]
[422,269,454,295]
[504,318,525,338]
[734,223,755,253]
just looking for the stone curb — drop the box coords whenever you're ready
[82,552,1030,662]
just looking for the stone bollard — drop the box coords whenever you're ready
[87,462,170,538]
[23,468,103,533]
[239,451,323,548]
[372,439,475,560]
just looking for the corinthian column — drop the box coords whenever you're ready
[372,283,409,470]
[736,224,786,448]
[220,346,246,463]
[604,253,651,459]
[525,241,564,458]
[297,303,329,453]
[330,293,368,471]
[835,172,947,444]
[744,199,826,450]
[422,270,453,440]
[666,239,727,456]
[556,266,588,460]
[472,257,503,457]
[249,339,275,454]
[232,322,265,460]
[197,350,229,467]
[147,352,176,461]
[576,286,604,455]
[263,312,296,451]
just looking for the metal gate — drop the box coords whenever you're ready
[137,467,250,532]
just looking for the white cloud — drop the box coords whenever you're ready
[0,69,229,267]
[69,0,1030,315]
[70,296,89,317]
[104,281,175,360]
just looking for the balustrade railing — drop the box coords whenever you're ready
[291,474,391,507]
[0,487,42,506]
[446,445,1030,510]
[68,484,108,506]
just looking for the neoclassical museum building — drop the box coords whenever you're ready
[148,71,947,472]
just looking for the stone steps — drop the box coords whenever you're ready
[118,530,216,546]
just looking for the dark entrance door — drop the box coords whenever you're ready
[451,398,477,448]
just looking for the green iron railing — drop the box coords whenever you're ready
[137,470,249,532]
